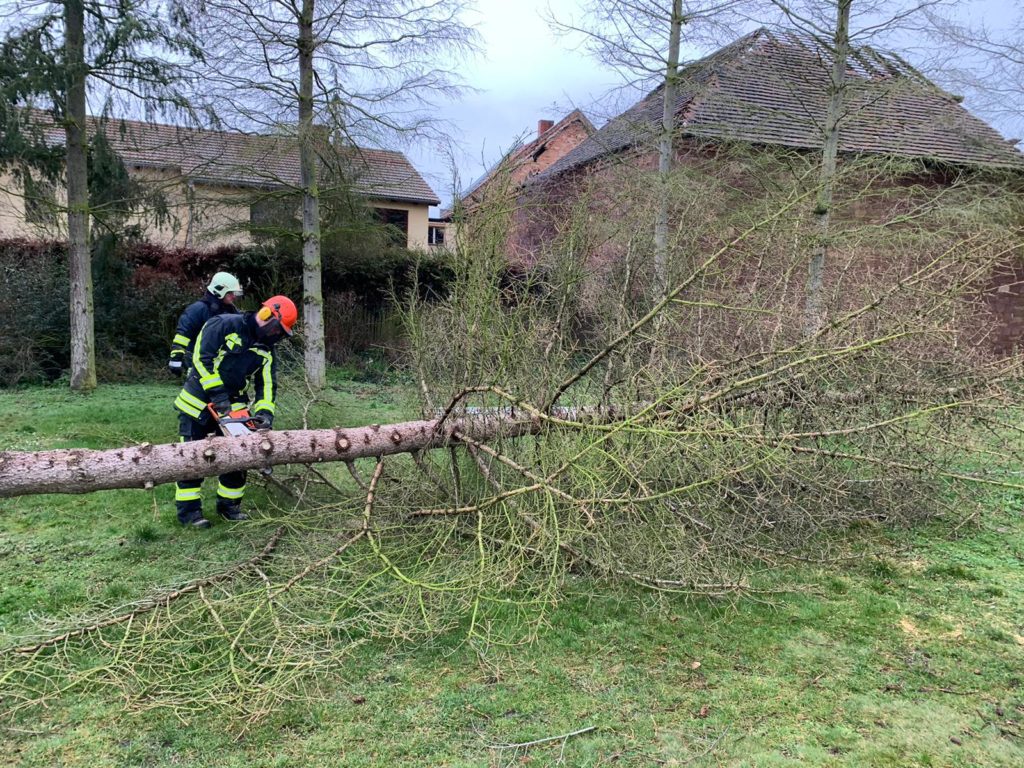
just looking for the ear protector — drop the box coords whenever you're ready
[257,306,276,322]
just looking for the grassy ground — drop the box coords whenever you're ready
[1,372,1023,766]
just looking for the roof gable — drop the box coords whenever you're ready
[538,28,1024,180]
[506,109,596,169]
[457,109,595,205]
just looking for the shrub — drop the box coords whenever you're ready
[0,239,71,384]
[0,234,452,385]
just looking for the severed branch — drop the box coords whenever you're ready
[410,449,452,496]
[305,464,346,494]
[345,460,370,491]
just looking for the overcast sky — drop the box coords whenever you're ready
[406,0,629,211]
[408,0,1021,213]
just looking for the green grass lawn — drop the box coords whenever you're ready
[1,373,1023,766]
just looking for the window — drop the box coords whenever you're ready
[23,174,57,225]
[374,207,408,245]
[428,224,446,247]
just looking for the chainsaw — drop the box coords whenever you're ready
[207,404,273,475]
[207,404,259,437]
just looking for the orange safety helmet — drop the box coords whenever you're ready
[258,295,298,336]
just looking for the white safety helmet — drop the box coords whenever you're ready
[207,271,243,300]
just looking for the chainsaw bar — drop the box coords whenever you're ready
[206,405,273,475]
[218,419,254,438]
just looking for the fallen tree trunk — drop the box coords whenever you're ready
[0,404,624,498]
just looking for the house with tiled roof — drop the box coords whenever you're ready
[539,28,1024,181]
[510,28,1024,261]
[497,29,1024,353]
[0,116,440,249]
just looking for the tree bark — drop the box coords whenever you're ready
[0,406,626,499]
[802,0,852,337]
[65,0,95,392]
[653,0,683,302]
[298,0,326,390]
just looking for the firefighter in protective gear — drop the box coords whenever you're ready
[172,295,297,528]
[167,272,243,376]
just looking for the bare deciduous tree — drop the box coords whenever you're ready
[190,0,477,390]
[548,0,741,301]
[799,0,852,335]
[923,1,1024,141]
[748,0,950,333]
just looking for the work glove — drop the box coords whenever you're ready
[211,394,233,420]
[252,412,274,430]
[167,358,183,376]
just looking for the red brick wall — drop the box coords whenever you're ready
[982,261,1024,354]
[504,139,1024,354]
[514,120,594,183]
[465,116,593,212]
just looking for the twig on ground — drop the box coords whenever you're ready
[488,724,598,750]
[680,724,732,765]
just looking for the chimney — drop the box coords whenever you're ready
[537,119,554,138]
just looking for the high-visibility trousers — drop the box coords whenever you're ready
[174,412,246,523]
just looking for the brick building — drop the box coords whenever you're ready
[503,29,1024,351]
[442,110,594,248]
[457,110,595,210]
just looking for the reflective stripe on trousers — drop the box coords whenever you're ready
[174,413,248,521]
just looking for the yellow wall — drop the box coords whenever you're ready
[1,169,432,251]
[368,199,430,250]
[0,172,65,239]
[121,167,254,249]
[0,172,27,238]
[122,167,188,246]
[188,182,256,249]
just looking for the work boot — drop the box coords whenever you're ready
[180,512,211,529]
[216,500,249,521]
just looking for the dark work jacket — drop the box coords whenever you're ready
[173,313,278,422]
[169,291,239,362]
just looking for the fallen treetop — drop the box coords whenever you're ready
[0,404,625,498]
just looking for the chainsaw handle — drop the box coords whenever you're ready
[207,402,229,421]
[207,403,254,426]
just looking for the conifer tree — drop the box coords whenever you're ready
[0,0,203,390]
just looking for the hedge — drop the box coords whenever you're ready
[0,236,451,385]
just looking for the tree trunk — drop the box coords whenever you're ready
[298,0,326,389]
[0,405,626,499]
[803,0,852,337]
[653,0,683,301]
[65,0,95,392]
